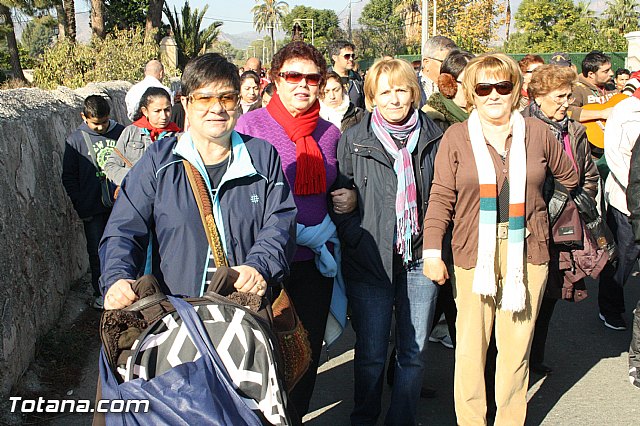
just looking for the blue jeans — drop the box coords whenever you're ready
[599,206,638,315]
[347,259,439,426]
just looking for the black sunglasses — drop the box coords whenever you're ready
[278,71,323,86]
[343,53,357,60]
[474,81,514,97]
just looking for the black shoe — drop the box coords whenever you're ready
[530,362,553,375]
[599,312,627,330]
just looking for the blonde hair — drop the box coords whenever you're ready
[462,53,523,111]
[363,59,421,111]
[528,64,577,99]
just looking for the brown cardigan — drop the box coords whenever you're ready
[423,117,579,268]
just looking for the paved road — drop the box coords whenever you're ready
[11,277,639,425]
[303,277,640,425]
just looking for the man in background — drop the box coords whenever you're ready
[245,57,270,90]
[124,59,172,120]
[329,40,365,109]
[419,36,457,107]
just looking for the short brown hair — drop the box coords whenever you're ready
[527,64,577,99]
[518,54,544,74]
[462,53,523,112]
[269,41,327,83]
[363,59,421,111]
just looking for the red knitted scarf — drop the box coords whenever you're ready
[132,116,181,141]
[266,93,326,195]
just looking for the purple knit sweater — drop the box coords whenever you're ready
[236,107,340,262]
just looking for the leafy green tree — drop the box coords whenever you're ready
[20,15,56,59]
[602,0,640,34]
[281,6,345,53]
[104,0,146,33]
[504,0,610,53]
[252,0,289,63]
[51,0,76,41]
[0,1,42,83]
[164,0,222,70]
[207,39,245,62]
[146,0,164,41]
[358,0,406,59]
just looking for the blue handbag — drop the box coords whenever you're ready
[98,296,262,426]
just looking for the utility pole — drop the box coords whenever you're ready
[348,1,352,42]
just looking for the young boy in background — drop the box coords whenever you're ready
[62,95,124,309]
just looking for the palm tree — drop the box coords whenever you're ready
[602,0,640,35]
[252,0,289,61]
[146,0,164,42]
[53,0,76,41]
[164,0,223,70]
[394,0,421,44]
[90,0,105,39]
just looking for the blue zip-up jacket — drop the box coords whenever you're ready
[98,131,298,297]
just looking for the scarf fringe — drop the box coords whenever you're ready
[500,266,526,312]
[472,255,497,297]
[371,107,421,264]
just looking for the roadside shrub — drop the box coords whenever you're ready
[34,27,160,90]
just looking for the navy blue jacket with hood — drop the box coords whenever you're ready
[62,120,125,218]
[98,131,298,297]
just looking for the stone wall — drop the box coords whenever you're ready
[0,81,131,396]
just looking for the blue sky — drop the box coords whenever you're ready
[164,0,368,35]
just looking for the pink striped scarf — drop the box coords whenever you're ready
[370,107,421,264]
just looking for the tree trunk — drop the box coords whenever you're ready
[270,27,275,65]
[64,0,76,42]
[91,0,106,39]
[146,0,164,42]
[0,4,27,83]
[55,3,67,39]
[505,1,511,40]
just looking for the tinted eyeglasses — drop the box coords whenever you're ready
[278,71,323,86]
[188,91,239,111]
[474,81,514,97]
[343,53,357,60]
[548,93,575,106]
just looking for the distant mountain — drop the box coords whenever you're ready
[219,31,286,50]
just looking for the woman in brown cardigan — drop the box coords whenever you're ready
[422,53,579,425]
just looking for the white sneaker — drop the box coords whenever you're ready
[92,296,104,310]
[429,334,454,349]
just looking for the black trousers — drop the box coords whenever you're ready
[284,259,333,423]
[431,280,457,346]
[530,297,558,365]
[82,212,110,295]
[599,207,638,315]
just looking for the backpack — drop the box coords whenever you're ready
[98,274,292,425]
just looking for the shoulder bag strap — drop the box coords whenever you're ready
[182,159,229,268]
[113,147,134,168]
[80,131,101,172]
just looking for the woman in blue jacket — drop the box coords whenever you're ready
[99,53,297,307]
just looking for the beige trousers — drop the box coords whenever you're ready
[452,238,548,426]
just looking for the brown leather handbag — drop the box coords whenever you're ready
[184,160,311,391]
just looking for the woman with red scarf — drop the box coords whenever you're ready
[236,41,348,423]
[104,87,181,186]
